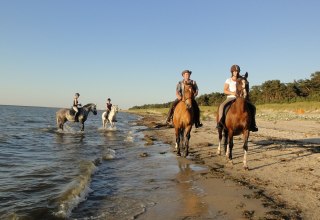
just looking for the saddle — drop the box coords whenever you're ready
[70,107,82,122]
[221,99,236,123]
[220,99,254,125]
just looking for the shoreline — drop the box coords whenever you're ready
[134,111,320,219]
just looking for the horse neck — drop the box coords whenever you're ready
[109,109,115,116]
[234,97,248,112]
[82,106,92,116]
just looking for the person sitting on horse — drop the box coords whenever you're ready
[73,93,82,121]
[106,98,112,117]
[166,69,203,128]
[106,98,117,122]
[216,64,258,132]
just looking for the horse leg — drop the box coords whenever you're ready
[184,126,191,157]
[179,129,184,156]
[175,127,181,156]
[217,127,223,155]
[243,130,250,170]
[81,123,84,131]
[223,129,228,156]
[59,122,64,130]
[226,131,234,164]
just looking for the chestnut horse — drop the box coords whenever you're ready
[216,72,252,169]
[173,82,195,157]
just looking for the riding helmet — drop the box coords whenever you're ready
[181,70,192,76]
[230,65,240,73]
[107,98,111,101]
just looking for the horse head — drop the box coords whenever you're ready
[236,72,249,99]
[112,105,119,113]
[83,103,97,115]
[182,82,195,109]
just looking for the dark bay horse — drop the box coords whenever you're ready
[173,82,195,157]
[216,72,252,169]
[56,103,97,131]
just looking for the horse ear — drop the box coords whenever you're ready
[245,72,248,78]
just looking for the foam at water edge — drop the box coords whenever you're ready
[53,161,97,218]
[103,149,116,160]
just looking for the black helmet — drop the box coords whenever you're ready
[107,98,111,101]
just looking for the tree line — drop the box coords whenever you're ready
[129,72,320,109]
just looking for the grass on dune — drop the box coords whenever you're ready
[127,102,320,117]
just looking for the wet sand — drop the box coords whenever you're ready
[134,111,320,220]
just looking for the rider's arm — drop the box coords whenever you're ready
[176,82,182,100]
[223,83,236,96]
[193,81,199,97]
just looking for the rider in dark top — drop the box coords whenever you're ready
[73,93,81,121]
[105,98,112,119]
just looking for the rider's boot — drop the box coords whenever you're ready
[165,107,174,126]
[250,122,258,132]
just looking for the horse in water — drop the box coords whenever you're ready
[102,105,119,128]
[56,103,97,131]
[216,72,252,169]
[173,82,195,157]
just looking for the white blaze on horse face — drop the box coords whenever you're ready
[241,79,247,98]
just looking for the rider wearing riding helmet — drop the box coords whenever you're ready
[166,69,203,128]
[216,64,258,132]
[73,93,82,121]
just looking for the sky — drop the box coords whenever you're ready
[1,0,319,110]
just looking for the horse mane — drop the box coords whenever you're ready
[83,103,95,108]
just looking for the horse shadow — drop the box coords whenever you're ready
[231,138,320,170]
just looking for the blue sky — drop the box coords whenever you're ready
[1,0,319,109]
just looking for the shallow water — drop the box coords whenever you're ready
[1,105,202,219]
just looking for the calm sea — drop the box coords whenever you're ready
[0,105,199,220]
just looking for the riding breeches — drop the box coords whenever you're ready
[73,106,79,113]
[218,97,236,121]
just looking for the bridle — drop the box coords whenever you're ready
[236,77,248,99]
[181,85,194,108]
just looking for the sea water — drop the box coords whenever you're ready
[0,105,197,220]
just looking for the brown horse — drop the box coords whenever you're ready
[216,72,252,169]
[173,82,195,157]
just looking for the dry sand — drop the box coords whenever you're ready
[134,111,320,220]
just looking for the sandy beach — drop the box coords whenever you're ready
[133,110,320,220]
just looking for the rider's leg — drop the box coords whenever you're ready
[192,100,202,128]
[216,98,234,129]
[248,103,258,132]
[166,99,179,124]
[73,107,79,122]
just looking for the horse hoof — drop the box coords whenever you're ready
[216,151,221,156]
[176,152,181,157]
[243,166,249,170]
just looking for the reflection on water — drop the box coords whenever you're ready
[176,159,208,217]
